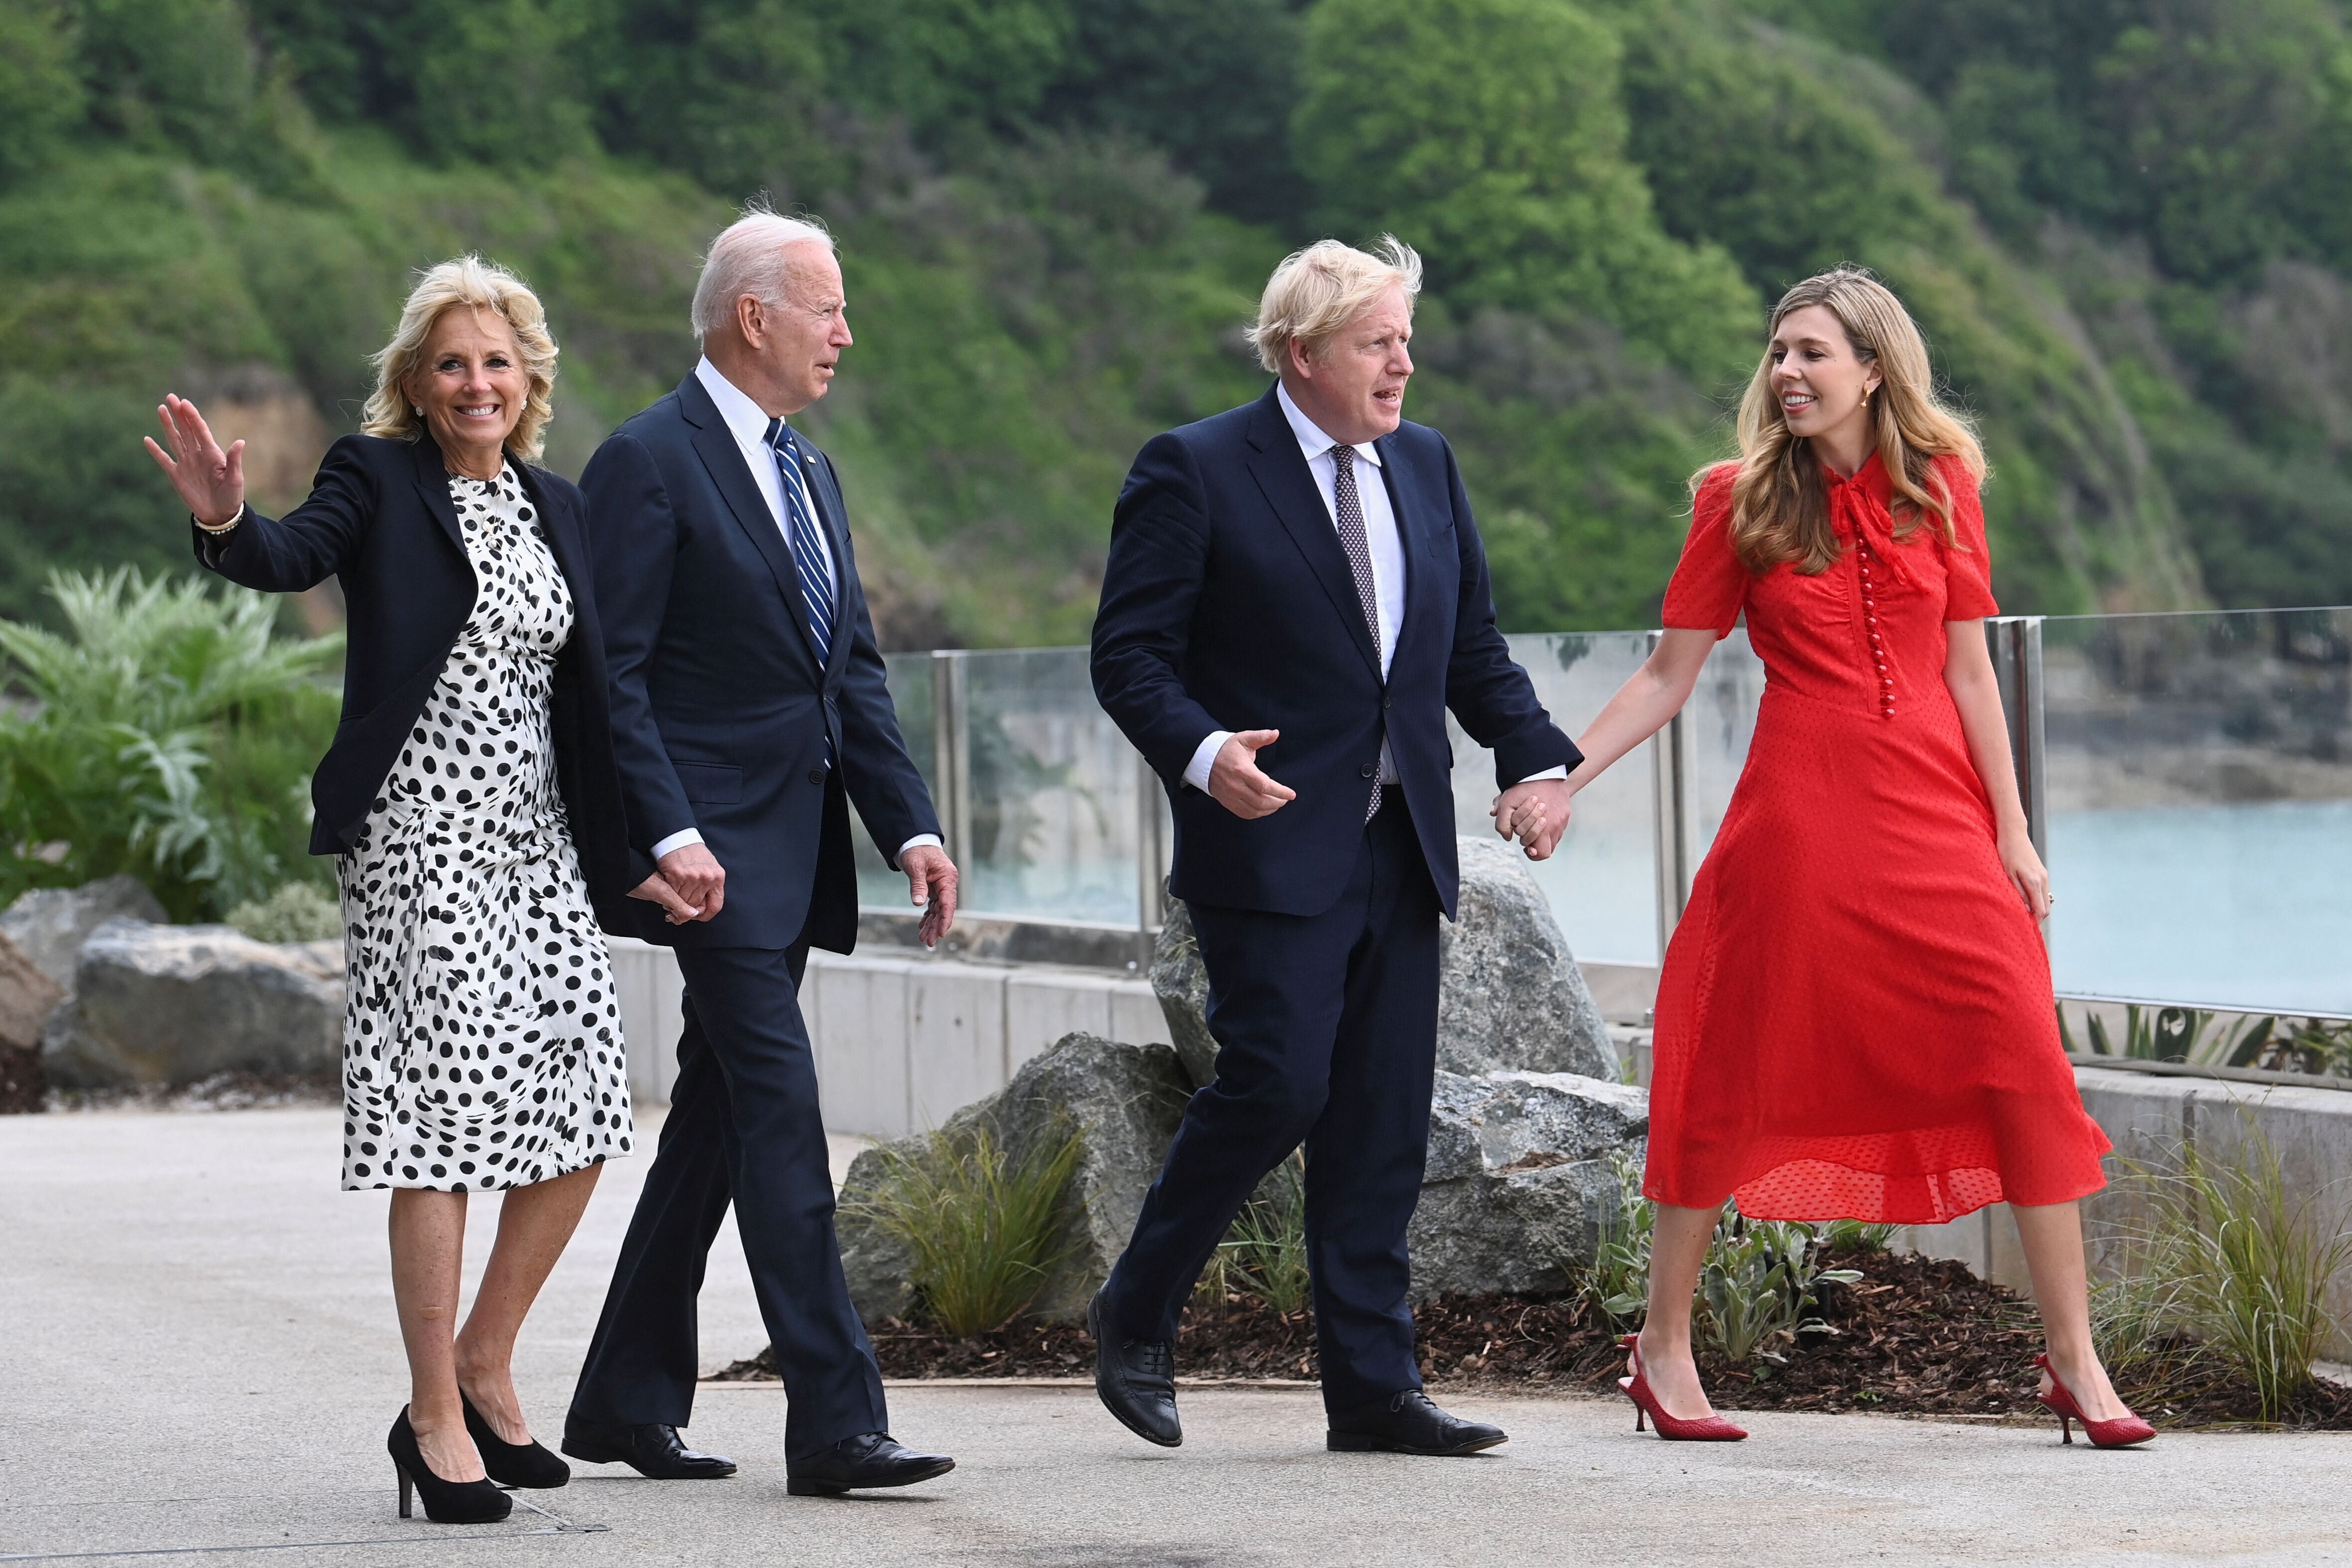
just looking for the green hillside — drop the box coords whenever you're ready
[7,0,2351,644]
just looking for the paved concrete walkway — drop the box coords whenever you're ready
[4,1107,2348,1567]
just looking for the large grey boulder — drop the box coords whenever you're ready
[836,1031,1194,1327]
[1408,1069,1648,1300]
[1151,835,1615,1089]
[42,919,343,1088]
[1147,897,1218,1088]
[1439,837,1613,1078]
[0,934,64,1112]
[0,876,167,992]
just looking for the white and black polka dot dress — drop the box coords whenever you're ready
[336,462,633,1192]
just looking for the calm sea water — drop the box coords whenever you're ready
[2047,799,2352,1016]
[866,799,2352,1017]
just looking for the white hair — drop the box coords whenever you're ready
[689,207,838,341]
[1246,236,1423,375]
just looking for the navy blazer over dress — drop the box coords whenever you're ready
[190,432,640,925]
[580,371,938,953]
[1091,385,1581,918]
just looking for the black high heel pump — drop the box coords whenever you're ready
[462,1393,571,1488]
[388,1408,512,1523]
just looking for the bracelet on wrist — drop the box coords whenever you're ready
[192,503,244,534]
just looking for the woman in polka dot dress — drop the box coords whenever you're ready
[150,258,699,1521]
[1533,270,2150,1448]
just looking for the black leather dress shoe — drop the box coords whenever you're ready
[1089,1290,1180,1447]
[561,1420,738,1479]
[1326,1390,1507,1455]
[785,1433,955,1496]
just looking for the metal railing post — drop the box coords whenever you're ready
[1135,748,1169,959]
[1649,630,1694,958]
[930,650,972,865]
[1987,617,2048,860]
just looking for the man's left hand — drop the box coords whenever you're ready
[902,844,959,947]
[1491,778,1572,861]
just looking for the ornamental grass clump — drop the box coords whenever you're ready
[1199,1151,1311,1314]
[2095,1124,2352,1423]
[855,1117,1083,1337]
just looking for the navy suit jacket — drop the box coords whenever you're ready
[581,371,938,952]
[1092,385,1580,918]
[190,433,639,923]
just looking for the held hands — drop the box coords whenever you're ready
[900,844,959,948]
[1491,777,1572,861]
[627,871,702,924]
[651,843,726,923]
[1998,824,2053,921]
[144,395,246,527]
[1208,730,1296,820]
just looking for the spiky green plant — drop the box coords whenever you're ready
[854,1117,1083,1336]
[0,568,342,919]
[1212,1150,1311,1314]
[2096,1121,2352,1421]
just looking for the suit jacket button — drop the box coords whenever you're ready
[1359,762,1376,779]
[808,768,826,785]
[1382,693,1393,709]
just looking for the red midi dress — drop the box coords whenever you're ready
[1643,454,2109,1224]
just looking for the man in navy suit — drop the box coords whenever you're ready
[564,209,957,1496]
[1088,237,1580,1455]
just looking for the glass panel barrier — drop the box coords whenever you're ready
[852,652,938,910]
[964,648,1144,925]
[1686,628,1767,867]
[1451,632,1660,966]
[2041,608,2352,1014]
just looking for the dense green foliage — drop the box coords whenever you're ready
[0,569,341,920]
[7,0,2352,642]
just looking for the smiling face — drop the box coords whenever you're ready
[406,305,529,476]
[1284,282,1415,446]
[1769,303,1881,452]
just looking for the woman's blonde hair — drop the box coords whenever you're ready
[1720,267,1984,573]
[1246,236,1422,374]
[362,257,559,461]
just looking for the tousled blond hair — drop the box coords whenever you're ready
[1246,236,1423,375]
[362,257,559,461]
[1721,267,1985,573]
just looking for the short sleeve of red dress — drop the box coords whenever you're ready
[1937,457,1999,620]
[1662,465,1747,637]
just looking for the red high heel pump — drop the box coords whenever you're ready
[2034,1353,2155,1448]
[1618,1334,1747,1441]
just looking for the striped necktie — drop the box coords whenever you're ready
[1329,444,1384,822]
[764,418,836,666]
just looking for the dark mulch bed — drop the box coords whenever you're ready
[714,1245,2352,1430]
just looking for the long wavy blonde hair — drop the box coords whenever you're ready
[1720,268,1984,573]
[361,257,559,461]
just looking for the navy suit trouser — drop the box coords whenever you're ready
[568,940,887,1458]
[1100,795,1443,1412]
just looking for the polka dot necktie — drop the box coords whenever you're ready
[1329,444,1384,822]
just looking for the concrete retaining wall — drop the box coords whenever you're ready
[1897,1064,2352,1355]
[608,937,1166,1140]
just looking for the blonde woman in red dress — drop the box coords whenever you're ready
[1521,268,2152,1447]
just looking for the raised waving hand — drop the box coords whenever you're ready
[144,394,247,527]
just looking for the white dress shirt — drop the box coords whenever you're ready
[1181,383,1565,795]
[650,359,942,866]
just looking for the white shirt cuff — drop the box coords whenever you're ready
[898,833,942,857]
[1516,766,1569,783]
[1183,730,1232,793]
[650,827,704,861]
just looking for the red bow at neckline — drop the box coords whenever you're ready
[1824,453,1925,592]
